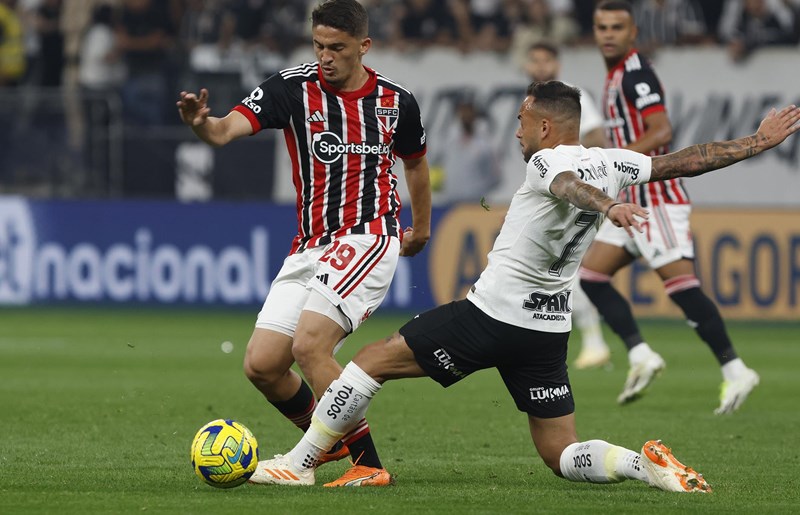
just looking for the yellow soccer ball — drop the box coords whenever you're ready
[190,419,259,488]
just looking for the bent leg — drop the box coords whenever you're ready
[529,414,647,484]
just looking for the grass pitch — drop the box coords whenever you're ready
[1,307,799,514]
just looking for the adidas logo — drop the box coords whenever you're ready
[307,111,325,123]
[315,273,329,285]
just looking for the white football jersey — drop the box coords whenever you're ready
[467,144,652,332]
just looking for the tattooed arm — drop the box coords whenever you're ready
[651,105,800,181]
[550,171,648,237]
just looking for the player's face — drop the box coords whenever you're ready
[312,25,371,88]
[525,49,560,83]
[593,9,637,63]
[516,96,541,162]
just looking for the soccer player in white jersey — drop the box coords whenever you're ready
[524,41,611,370]
[177,0,431,487]
[248,81,800,490]
[581,0,759,413]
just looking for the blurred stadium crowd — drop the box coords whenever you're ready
[0,0,799,198]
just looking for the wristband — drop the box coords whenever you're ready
[604,202,621,217]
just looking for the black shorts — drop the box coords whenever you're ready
[399,299,574,418]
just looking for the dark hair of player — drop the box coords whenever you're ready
[528,41,559,59]
[526,81,582,121]
[311,0,369,38]
[595,0,634,15]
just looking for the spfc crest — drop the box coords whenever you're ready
[375,106,399,134]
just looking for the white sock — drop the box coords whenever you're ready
[628,342,654,366]
[287,362,381,469]
[721,357,748,382]
[559,440,648,483]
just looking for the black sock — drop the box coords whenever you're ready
[343,419,382,469]
[669,287,738,365]
[269,380,315,431]
[580,278,644,351]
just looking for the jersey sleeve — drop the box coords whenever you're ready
[392,92,427,159]
[524,149,576,196]
[604,148,652,188]
[621,67,666,118]
[231,73,293,134]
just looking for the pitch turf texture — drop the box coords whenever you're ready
[2,308,799,514]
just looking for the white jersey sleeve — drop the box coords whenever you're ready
[602,148,653,189]
[524,148,578,197]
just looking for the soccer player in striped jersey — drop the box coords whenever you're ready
[248,81,800,489]
[579,0,759,413]
[177,0,431,486]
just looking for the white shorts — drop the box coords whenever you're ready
[594,203,694,270]
[255,234,400,337]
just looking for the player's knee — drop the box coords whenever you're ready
[243,348,288,387]
[540,449,565,477]
[353,333,406,383]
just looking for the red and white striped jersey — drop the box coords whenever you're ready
[602,49,689,207]
[233,63,427,253]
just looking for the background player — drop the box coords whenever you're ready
[578,0,759,413]
[249,81,800,490]
[176,0,431,486]
[524,41,610,369]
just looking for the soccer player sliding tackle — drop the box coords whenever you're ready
[248,82,800,491]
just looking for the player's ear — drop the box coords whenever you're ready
[541,118,551,139]
[359,37,372,57]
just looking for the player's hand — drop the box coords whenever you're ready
[399,227,429,257]
[755,104,800,150]
[606,203,649,238]
[177,89,211,127]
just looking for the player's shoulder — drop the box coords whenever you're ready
[622,51,658,77]
[275,62,319,84]
[374,70,416,98]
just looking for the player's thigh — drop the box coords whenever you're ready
[293,303,348,359]
[583,221,636,275]
[654,258,696,282]
[256,252,316,337]
[398,300,499,388]
[528,413,579,468]
[309,234,400,333]
[496,330,572,418]
[353,332,428,383]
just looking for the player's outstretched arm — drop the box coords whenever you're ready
[650,104,800,181]
[177,88,252,147]
[399,155,432,257]
[550,171,648,237]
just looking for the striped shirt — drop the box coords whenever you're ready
[233,62,427,253]
[602,50,689,207]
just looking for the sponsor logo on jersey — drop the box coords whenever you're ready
[523,290,571,321]
[433,348,467,379]
[311,131,391,164]
[635,92,661,110]
[529,384,571,402]
[577,162,608,181]
[375,106,399,135]
[307,110,326,123]
[241,87,264,114]
[613,160,640,180]
[531,155,549,177]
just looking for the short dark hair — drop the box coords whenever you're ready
[528,41,559,59]
[595,0,634,16]
[525,81,582,120]
[311,0,369,38]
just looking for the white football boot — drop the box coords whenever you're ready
[617,350,666,404]
[248,454,315,486]
[641,440,711,493]
[715,367,760,415]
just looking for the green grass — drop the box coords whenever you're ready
[1,308,799,514]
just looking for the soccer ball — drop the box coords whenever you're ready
[190,419,259,488]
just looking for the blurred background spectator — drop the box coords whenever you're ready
[719,0,797,61]
[0,0,25,87]
[511,0,579,68]
[633,0,712,56]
